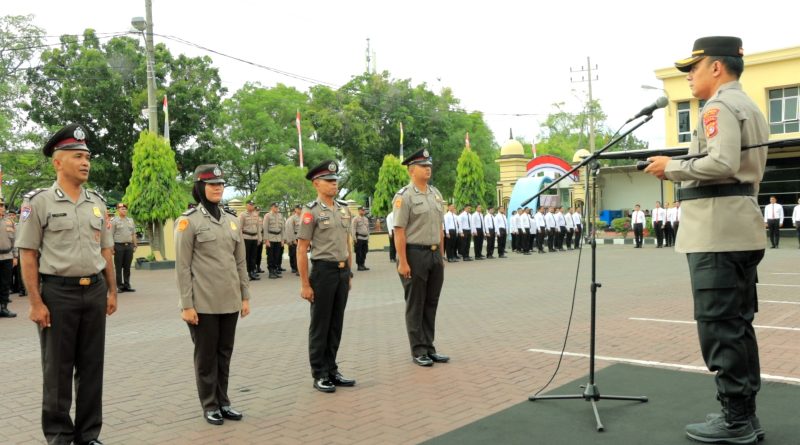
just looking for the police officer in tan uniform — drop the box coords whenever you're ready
[0,199,18,318]
[393,148,448,367]
[296,160,356,393]
[646,36,768,444]
[15,123,117,445]
[263,202,285,279]
[284,204,302,275]
[238,200,262,280]
[175,164,250,425]
[352,206,370,271]
[110,202,137,292]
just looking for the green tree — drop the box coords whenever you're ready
[371,154,409,217]
[453,147,487,209]
[0,149,53,208]
[252,165,315,212]
[123,131,188,258]
[0,15,44,148]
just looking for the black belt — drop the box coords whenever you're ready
[0,248,12,254]
[407,244,439,251]
[115,242,132,246]
[677,183,754,201]
[311,259,349,269]
[268,230,282,235]
[243,230,257,236]
[41,273,103,286]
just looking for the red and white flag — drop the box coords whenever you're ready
[296,109,304,168]
[163,95,170,142]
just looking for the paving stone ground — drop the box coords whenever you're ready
[1,244,798,444]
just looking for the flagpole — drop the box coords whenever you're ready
[296,109,304,168]
[163,95,170,143]
[399,122,404,159]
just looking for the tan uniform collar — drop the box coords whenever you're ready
[713,81,742,98]
[197,203,223,225]
[51,181,93,205]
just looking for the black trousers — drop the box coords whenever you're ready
[654,221,664,246]
[187,312,238,412]
[255,242,264,270]
[309,261,350,379]
[39,278,107,445]
[766,219,780,247]
[566,228,574,249]
[288,243,298,272]
[547,228,556,251]
[497,229,506,256]
[633,223,644,246]
[389,234,396,261]
[11,259,23,293]
[485,230,495,257]
[673,222,679,241]
[522,228,531,252]
[574,224,582,249]
[665,222,675,246]
[460,230,472,258]
[400,248,444,357]
[445,230,457,260]
[0,259,12,304]
[355,238,369,266]
[267,241,282,272]
[557,226,566,249]
[473,228,484,258]
[687,250,763,400]
[244,239,259,274]
[113,243,134,288]
[536,228,545,252]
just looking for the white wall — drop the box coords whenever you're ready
[597,168,665,212]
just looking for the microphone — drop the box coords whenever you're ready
[625,96,669,123]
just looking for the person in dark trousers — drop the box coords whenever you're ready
[646,36,769,444]
[494,206,508,258]
[631,204,646,248]
[471,204,484,259]
[484,206,496,258]
[110,203,138,292]
[262,203,285,279]
[457,205,473,261]
[238,200,262,280]
[652,201,666,248]
[175,164,250,426]
[763,196,784,248]
[352,206,370,270]
[16,123,118,445]
[297,160,356,393]
[0,200,18,318]
[393,148,449,368]
[386,210,397,262]
[285,204,302,274]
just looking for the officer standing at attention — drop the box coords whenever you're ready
[645,36,768,444]
[15,124,117,445]
[652,201,666,248]
[631,204,646,248]
[484,206,496,259]
[0,199,18,318]
[239,200,262,281]
[284,204,302,274]
[393,148,448,367]
[494,206,508,258]
[793,198,800,248]
[457,204,473,261]
[110,202,137,293]
[763,196,784,249]
[352,206,371,271]
[471,204,485,259]
[263,202,285,279]
[296,160,356,393]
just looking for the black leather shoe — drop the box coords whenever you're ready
[205,409,224,425]
[220,406,243,420]
[117,287,126,293]
[462,257,473,262]
[429,352,450,363]
[413,355,433,367]
[280,267,287,271]
[499,255,507,258]
[249,273,260,281]
[125,286,136,292]
[330,372,356,387]
[314,378,336,393]
[0,306,16,318]
[268,273,278,279]
[83,440,104,445]
[357,266,367,271]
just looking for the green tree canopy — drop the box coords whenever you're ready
[0,15,44,149]
[371,154,409,217]
[453,147,487,209]
[252,165,315,212]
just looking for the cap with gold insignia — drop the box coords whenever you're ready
[305,159,340,181]
[193,164,225,183]
[675,36,744,72]
[401,148,432,166]
[43,123,90,157]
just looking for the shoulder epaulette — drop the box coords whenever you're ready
[305,201,318,209]
[182,208,197,216]
[88,189,106,202]
[395,186,408,196]
[23,188,48,201]
[335,198,348,206]
[224,208,237,216]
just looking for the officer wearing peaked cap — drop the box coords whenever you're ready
[0,197,18,318]
[393,148,449,367]
[15,123,117,445]
[175,164,251,425]
[645,36,768,444]
[296,160,357,393]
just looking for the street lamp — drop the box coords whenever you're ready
[131,5,158,134]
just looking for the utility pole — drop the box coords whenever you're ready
[570,57,599,152]
[144,0,158,134]
[365,38,371,74]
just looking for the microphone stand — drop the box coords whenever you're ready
[526,115,652,432]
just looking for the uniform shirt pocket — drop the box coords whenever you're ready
[317,216,332,230]
[197,229,217,242]
[411,196,430,214]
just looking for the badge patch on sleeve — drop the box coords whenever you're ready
[394,198,402,208]
[21,205,32,221]
[177,219,189,232]
[302,212,313,224]
[703,108,720,139]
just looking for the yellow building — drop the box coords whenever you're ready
[495,139,529,209]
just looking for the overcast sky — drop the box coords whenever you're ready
[9,0,800,151]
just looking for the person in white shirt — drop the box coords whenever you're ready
[673,201,681,242]
[484,207,496,258]
[763,196,784,249]
[510,209,520,252]
[494,207,508,258]
[652,201,667,248]
[471,205,485,260]
[572,208,583,249]
[519,208,532,254]
[554,207,567,251]
[534,207,546,253]
[565,207,575,250]
[457,205,473,261]
[665,202,678,247]
[792,198,800,249]
[443,204,458,262]
[528,209,538,253]
[386,211,396,262]
[545,207,557,252]
[631,204,646,248]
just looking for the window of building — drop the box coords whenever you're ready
[769,86,799,134]
[677,101,691,142]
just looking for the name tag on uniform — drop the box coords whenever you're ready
[51,213,67,217]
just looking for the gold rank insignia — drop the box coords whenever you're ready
[93,207,102,218]
[230,221,237,231]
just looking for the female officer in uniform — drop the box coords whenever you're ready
[175,164,251,425]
